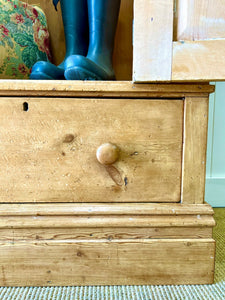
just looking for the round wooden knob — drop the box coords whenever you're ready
[96,143,119,165]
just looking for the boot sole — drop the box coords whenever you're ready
[65,66,102,81]
[29,72,56,80]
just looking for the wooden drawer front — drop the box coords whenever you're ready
[0,98,183,203]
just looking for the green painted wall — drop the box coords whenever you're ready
[205,82,225,207]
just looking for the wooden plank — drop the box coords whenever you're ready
[0,98,183,203]
[176,0,225,41]
[0,215,215,229]
[181,97,209,204]
[133,0,174,82]
[172,39,225,81]
[0,203,214,216]
[0,239,215,286]
[0,81,214,97]
[0,227,213,241]
[206,86,215,178]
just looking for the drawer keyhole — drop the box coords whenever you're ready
[23,102,29,112]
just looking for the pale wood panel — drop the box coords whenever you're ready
[0,239,215,286]
[0,98,183,203]
[181,97,209,204]
[0,227,213,241]
[133,0,174,82]
[0,203,214,216]
[176,0,225,41]
[172,39,225,81]
[0,215,215,228]
[0,81,215,97]
[27,0,133,80]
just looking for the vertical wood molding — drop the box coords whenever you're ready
[206,86,215,178]
[133,0,174,82]
[181,97,209,204]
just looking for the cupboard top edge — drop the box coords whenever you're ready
[0,80,215,98]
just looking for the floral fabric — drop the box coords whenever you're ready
[0,0,51,79]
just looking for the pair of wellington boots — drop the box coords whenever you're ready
[30,0,121,81]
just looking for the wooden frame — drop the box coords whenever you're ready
[133,0,174,82]
[133,0,225,82]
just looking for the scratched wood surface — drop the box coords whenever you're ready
[0,215,215,228]
[0,227,213,241]
[0,81,215,97]
[0,203,214,215]
[0,203,215,238]
[0,98,183,203]
[0,239,215,286]
[181,97,209,204]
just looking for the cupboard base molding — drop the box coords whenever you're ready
[0,238,215,286]
[0,203,215,286]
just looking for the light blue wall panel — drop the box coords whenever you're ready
[205,82,225,207]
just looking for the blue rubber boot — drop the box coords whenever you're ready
[30,0,89,80]
[64,0,121,81]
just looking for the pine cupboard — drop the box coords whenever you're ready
[0,81,215,286]
[0,0,219,286]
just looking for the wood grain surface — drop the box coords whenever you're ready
[0,239,215,286]
[0,215,215,229]
[133,0,174,82]
[172,39,225,81]
[0,81,215,97]
[0,98,183,203]
[176,0,225,41]
[0,203,214,216]
[181,97,209,204]
[0,227,213,241]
